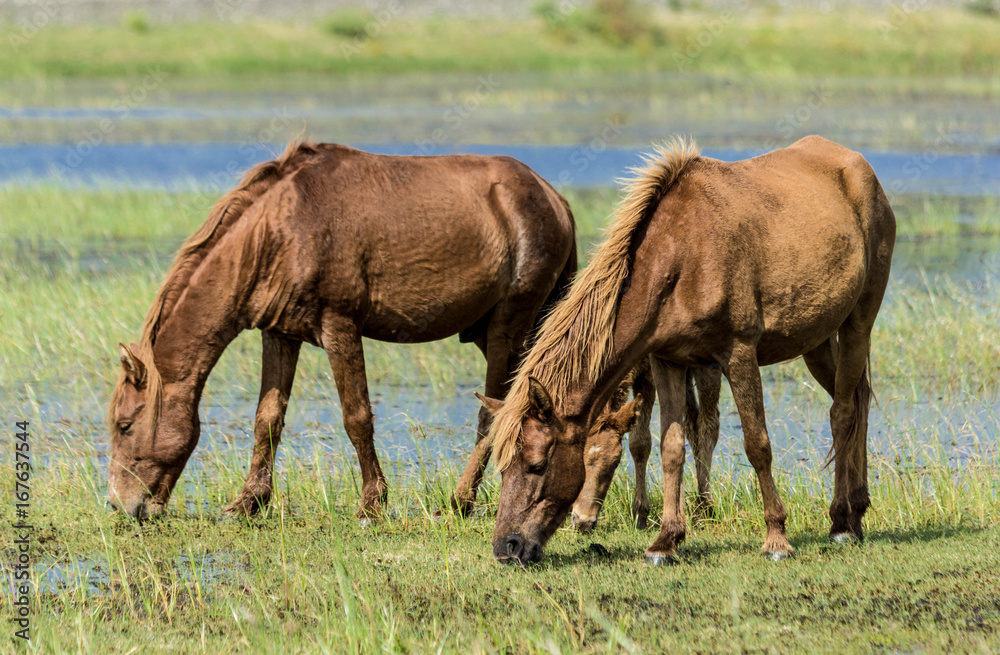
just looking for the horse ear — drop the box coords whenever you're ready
[119,342,146,386]
[527,377,554,422]
[611,397,639,434]
[474,392,505,415]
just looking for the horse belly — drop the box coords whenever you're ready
[756,236,866,365]
[362,263,508,343]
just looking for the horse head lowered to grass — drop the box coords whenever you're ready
[107,140,577,520]
[485,136,895,565]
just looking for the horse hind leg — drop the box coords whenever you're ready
[690,367,722,518]
[452,303,533,515]
[224,332,301,517]
[322,316,387,522]
[827,323,873,544]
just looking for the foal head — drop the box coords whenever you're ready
[107,343,198,520]
[482,378,635,564]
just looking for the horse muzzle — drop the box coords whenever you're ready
[494,532,543,566]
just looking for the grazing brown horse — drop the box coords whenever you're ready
[485,136,895,565]
[569,362,723,533]
[107,140,576,520]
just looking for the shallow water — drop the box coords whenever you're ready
[3,142,1000,196]
[1,552,243,597]
[3,71,999,192]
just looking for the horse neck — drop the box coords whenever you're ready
[561,313,653,428]
[150,257,244,397]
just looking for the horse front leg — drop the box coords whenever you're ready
[629,358,655,529]
[224,332,301,516]
[644,358,688,565]
[322,317,387,522]
[727,342,792,560]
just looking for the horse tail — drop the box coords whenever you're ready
[826,353,873,479]
[845,356,873,476]
[683,368,700,449]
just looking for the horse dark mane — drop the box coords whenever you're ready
[491,138,700,471]
[107,139,319,438]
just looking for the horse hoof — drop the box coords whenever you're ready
[764,550,791,562]
[588,543,610,557]
[358,518,374,529]
[450,497,475,518]
[644,552,678,566]
[635,517,648,530]
[830,532,860,545]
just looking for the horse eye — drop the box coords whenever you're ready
[526,461,548,476]
[118,421,133,434]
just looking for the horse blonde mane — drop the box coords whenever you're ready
[491,138,700,471]
[107,139,318,439]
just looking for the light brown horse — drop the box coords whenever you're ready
[485,136,895,565]
[107,140,576,520]
[569,362,722,534]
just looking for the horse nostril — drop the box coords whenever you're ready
[505,534,524,559]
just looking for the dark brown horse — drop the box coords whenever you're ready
[107,140,576,520]
[484,136,895,565]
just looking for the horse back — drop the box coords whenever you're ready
[228,146,576,344]
[638,136,895,366]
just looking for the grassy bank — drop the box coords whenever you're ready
[3,7,1000,80]
[3,435,999,653]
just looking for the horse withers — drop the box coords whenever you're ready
[107,141,576,521]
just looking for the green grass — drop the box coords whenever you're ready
[2,8,999,80]
[3,433,998,653]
